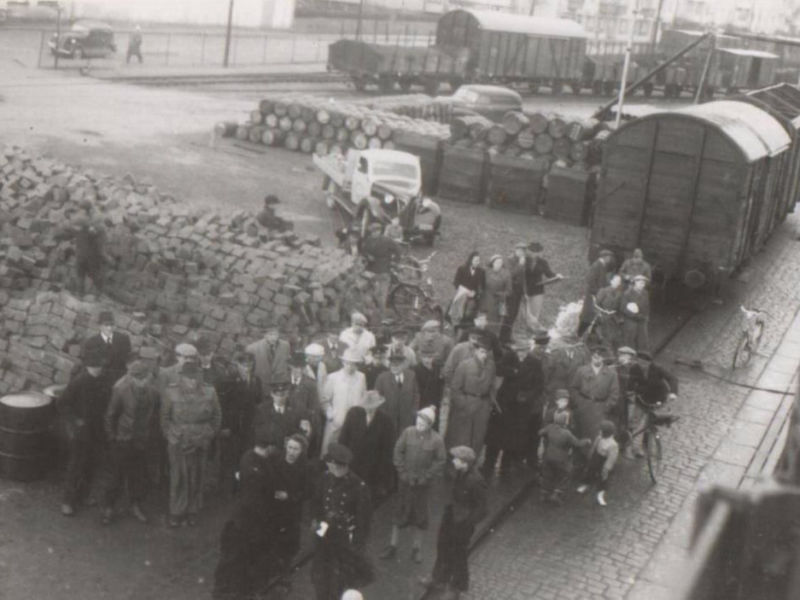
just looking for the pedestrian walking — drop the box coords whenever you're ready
[480,254,512,336]
[339,390,396,502]
[419,446,488,600]
[447,251,485,333]
[375,350,420,439]
[212,429,275,600]
[321,348,367,456]
[81,310,132,384]
[339,312,377,358]
[614,346,644,458]
[518,331,550,466]
[482,346,524,479]
[538,412,590,505]
[570,348,620,441]
[311,443,374,600]
[620,275,651,352]
[577,420,620,506]
[58,346,114,516]
[381,406,446,563]
[246,320,291,400]
[100,360,157,525]
[445,336,496,454]
[627,351,678,456]
[126,25,143,63]
[577,249,615,337]
[161,357,222,527]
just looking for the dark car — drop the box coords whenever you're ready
[433,84,523,122]
[49,20,116,59]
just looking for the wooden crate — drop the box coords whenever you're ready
[391,130,443,196]
[544,166,595,226]
[437,144,488,204]
[486,153,546,213]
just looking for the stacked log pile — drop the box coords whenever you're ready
[217,94,450,158]
[354,94,451,122]
[0,146,372,394]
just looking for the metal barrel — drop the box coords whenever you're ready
[0,390,56,482]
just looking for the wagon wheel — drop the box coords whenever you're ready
[643,82,654,97]
[378,75,395,94]
[528,81,540,95]
[602,81,615,96]
[399,77,413,93]
[352,76,366,92]
[449,76,463,91]
[591,80,603,96]
[423,79,440,96]
[570,82,582,95]
[551,80,564,95]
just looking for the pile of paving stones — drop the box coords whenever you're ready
[0,145,372,394]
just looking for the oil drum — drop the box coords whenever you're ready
[0,391,56,482]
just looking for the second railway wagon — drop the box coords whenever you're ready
[590,100,793,290]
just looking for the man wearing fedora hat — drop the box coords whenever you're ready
[311,442,373,600]
[59,345,114,516]
[375,349,420,441]
[253,380,309,458]
[246,319,291,401]
[382,405,445,562]
[100,359,158,525]
[517,331,551,467]
[81,310,131,385]
[360,341,389,391]
[578,248,615,337]
[339,390,396,502]
[420,445,487,600]
[570,347,620,442]
[388,326,417,367]
[321,347,367,456]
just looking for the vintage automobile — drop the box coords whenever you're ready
[433,84,523,121]
[314,148,441,245]
[49,20,116,59]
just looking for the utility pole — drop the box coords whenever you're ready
[54,3,62,69]
[615,3,639,128]
[650,0,665,54]
[356,0,365,41]
[528,0,537,16]
[223,0,234,68]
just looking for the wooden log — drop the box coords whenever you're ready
[316,109,331,124]
[351,131,369,149]
[368,137,382,149]
[534,133,554,155]
[292,118,307,133]
[285,132,301,151]
[528,112,549,134]
[288,103,303,119]
[300,136,317,153]
[262,128,286,146]
[502,111,530,136]
[516,127,536,150]
[250,110,264,125]
[569,141,589,162]
[336,128,350,143]
[214,122,238,138]
[300,106,315,122]
[307,121,322,138]
[377,123,393,141]
[248,125,266,143]
[330,112,345,128]
[487,125,508,147]
[553,137,571,160]
[566,118,600,142]
[235,125,250,141]
[273,101,288,117]
[468,119,492,142]
[361,117,379,136]
[259,99,274,114]
[321,124,336,140]
[547,116,567,139]
[314,140,330,155]
[265,114,279,128]
[278,116,293,131]
[345,116,361,131]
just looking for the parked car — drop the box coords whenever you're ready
[433,84,523,122]
[49,20,116,59]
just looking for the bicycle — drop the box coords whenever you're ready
[732,305,767,369]
[627,394,679,484]
[582,296,618,351]
[387,251,442,324]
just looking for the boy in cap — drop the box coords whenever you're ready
[339,312,376,358]
[420,445,488,600]
[577,248,615,337]
[82,310,131,384]
[382,405,446,562]
[59,347,113,516]
[311,442,373,600]
[577,420,619,506]
[101,360,158,525]
[538,412,590,505]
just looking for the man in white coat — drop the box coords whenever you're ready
[321,347,367,456]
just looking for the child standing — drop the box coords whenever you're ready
[577,420,619,506]
[538,412,590,505]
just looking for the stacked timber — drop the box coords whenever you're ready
[354,94,452,123]
[0,145,374,395]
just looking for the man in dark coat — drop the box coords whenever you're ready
[414,350,445,431]
[288,352,321,458]
[578,249,615,337]
[420,446,488,600]
[570,348,620,442]
[69,204,109,296]
[231,350,263,460]
[614,346,645,458]
[58,347,114,516]
[519,331,551,466]
[620,275,651,352]
[81,310,131,384]
[269,434,310,591]
[311,443,373,600]
[100,360,158,525]
[253,381,308,456]
[360,343,388,391]
[627,351,679,457]
[375,350,420,441]
[213,430,276,600]
[483,346,523,479]
[339,390,396,502]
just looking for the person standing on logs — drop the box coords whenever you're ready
[447,251,485,337]
[80,310,132,385]
[311,443,374,600]
[577,249,615,338]
[126,25,143,64]
[419,446,488,600]
[58,344,114,516]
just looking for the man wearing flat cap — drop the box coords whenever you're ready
[515,331,551,469]
[410,320,454,368]
[504,241,562,342]
[388,326,417,367]
[620,274,651,352]
[81,310,131,385]
[157,342,199,392]
[375,349,420,441]
[58,346,114,516]
[246,319,291,402]
[570,347,620,442]
[614,346,645,458]
[578,248,615,337]
[420,445,487,600]
[339,312,377,358]
[100,359,158,525]
[311,442,374,600]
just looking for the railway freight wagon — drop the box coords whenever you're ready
[327,8,586,94]
[590,100,793,291]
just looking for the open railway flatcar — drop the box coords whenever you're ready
[591,100,795,290]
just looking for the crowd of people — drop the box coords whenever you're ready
[54,226,678,600]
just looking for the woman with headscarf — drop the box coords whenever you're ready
[480,254,511,336]
[447,251,485,332]
[161,356,221,527]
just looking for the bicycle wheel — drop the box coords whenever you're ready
[751,319,765,354]
[644,430,663,484]
[388,284,424,322]
[732,333,752,369]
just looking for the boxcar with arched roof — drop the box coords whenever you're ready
[590,100,792,289]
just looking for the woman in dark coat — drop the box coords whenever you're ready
[447,251,485,331]
[339,390,396,503]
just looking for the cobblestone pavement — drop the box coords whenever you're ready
[464,218,800,600]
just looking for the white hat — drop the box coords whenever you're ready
[417,406,436,425]
[341,591,364,600]
[421,320,441,331]
[341,347,363,363]
[304,343,324,357]
[626,302,640,315]
[351,311,367,325]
